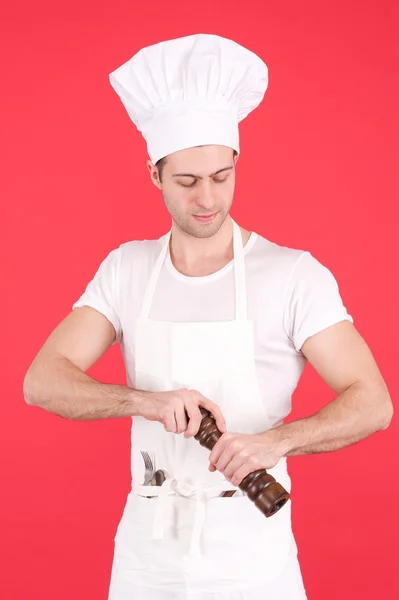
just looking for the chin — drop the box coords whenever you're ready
[185,212,227,238]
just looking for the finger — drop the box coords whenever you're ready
[200,398,227,433]
[223,454,248,482]
[174,399,188,434]
[230,462,255,487]
[189,391,226,433]
[162,408,177,433]
[208,463,217,472]
[215,448,236,474]
[209,434,228,466]
[184,403,202,438]
[215,438,245,473]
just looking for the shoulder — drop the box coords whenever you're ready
[96,229,166,265]
[89,235,163,271]
[113,234,168,288]
[118,235,166,264]
[248,231,310,279]
[248,231,343,298]
[83,234,166,291]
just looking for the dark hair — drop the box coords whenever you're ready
[155,156,168,183]
[156,148,238,183]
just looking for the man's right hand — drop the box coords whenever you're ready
[134,388,226,438]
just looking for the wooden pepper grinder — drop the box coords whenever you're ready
[194,407,290,517]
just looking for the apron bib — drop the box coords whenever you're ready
[109,220,296,596]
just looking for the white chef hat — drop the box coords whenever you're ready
[109,33,268,165]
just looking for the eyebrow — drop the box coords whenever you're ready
[172,166,233,179]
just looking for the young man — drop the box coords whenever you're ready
[23,34,393,599]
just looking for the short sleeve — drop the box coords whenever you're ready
[72,247,122,345]
[283,251,353,353]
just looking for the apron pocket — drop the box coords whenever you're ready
[113,493,193,588]
[113,495,155,571]
[199,493,293,585]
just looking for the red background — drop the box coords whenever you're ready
[2,1,398,598]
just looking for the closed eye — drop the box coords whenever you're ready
[179,181,197,188]
[178,176,229,188]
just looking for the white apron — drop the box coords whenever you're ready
[108,220,307,599]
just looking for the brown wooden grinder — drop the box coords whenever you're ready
[194,407,290,517]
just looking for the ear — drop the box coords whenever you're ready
[147,160,162,189]
[234,153,239,166]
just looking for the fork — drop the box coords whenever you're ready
[140,450,155,485]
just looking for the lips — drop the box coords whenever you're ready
[193,212,218,222]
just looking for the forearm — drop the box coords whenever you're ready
[23,356,145,421]
[266,381,393,457]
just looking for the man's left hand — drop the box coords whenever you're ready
[208,432,283,486]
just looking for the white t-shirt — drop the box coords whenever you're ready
[72,230,353,425]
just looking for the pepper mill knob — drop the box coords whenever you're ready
[194,408,290,517]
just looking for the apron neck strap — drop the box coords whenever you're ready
[140,219,247,321]
[232,219,247,321]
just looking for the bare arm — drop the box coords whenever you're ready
[23,306,140,420]
[267,320,393,456]
[209,321,393,485]
[23,306,226,432]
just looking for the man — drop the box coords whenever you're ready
[23,34,393,599]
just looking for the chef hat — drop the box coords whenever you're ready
[109,33,268,164]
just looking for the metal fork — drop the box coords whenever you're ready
[140,450,155,485]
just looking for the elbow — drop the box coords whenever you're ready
[376,386,394,431]
[379,402,393,431]
[23,370,40,406]
[357,379,393,433]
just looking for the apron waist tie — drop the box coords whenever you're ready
[150,477,238,556]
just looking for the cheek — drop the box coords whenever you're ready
[163,183,184,200]
[165,187,194,210]
[221,181,235,201]
[177,190,194,206]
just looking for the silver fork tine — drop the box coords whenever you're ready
[142,451,154,471]
[141,451,151,470]
[140,450,155,486]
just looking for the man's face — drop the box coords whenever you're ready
[151,145,238,239]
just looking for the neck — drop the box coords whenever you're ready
[169,216,251,277]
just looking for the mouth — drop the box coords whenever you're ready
[193,212,219,223]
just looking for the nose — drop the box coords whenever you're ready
[195,183,217,212]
